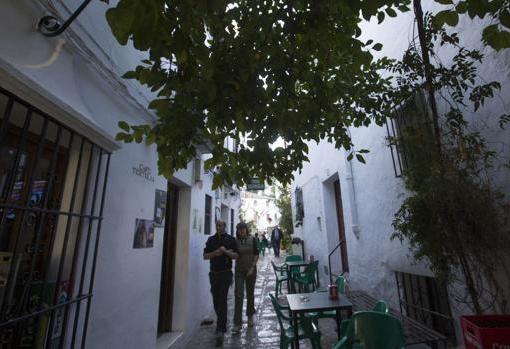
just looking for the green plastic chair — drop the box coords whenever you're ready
[284,255,304,290]
[332,311,405,349]
[272,261,288,297]
[373,300,389,314]
[293,260,319,293]
[334,299,390,338]
[269,293,322,349]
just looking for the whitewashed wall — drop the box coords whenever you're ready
[0,1,240,348]
[241,191,280,233]
[291,2,510,343]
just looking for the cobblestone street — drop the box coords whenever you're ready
[180,252,339,349]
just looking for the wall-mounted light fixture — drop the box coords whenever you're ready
[37,0,92,37]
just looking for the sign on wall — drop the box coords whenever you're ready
[246,178,265,191]
[132,163,155,182]
[133,219,155,249]
[154,189,167,227]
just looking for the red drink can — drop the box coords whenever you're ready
[328,284,338,300]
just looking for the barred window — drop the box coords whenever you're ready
[0,87,111,348]
[204,195,212,235]
[294,187,304,226]
[395,271,456,345]
[386,90,432,177]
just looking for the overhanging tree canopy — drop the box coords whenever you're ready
[104,0,510,187]
[107,0,411,187]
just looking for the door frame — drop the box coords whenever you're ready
[157,183,179,334]
[333,179,349,273]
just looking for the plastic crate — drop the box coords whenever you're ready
[461,315,510,349]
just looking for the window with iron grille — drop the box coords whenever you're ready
[294,187,304,226]
[395,271,456,346]
[0,87,111,348]
[204,195,212,235]
[386,90,432,177]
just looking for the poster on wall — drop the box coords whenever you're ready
[154,189,167,227]
[133,219,155,249]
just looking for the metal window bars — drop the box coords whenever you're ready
[386,101,412,178]
[395,271,456,347]
[0,87,111,348]
[386,90,432,178]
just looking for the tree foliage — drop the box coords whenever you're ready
[104,0,510,188]
[104,0,510,189]
[390,14,510,314]
[106,0,413,187]
[275,185,293,235]
[432,0,510,51]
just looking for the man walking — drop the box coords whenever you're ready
[204,220,239,346]
[271,225,282,257]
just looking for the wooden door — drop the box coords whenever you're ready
[333,180,349,273]
[157,183,179,334]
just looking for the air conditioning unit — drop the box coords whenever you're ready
[193,158,202,183]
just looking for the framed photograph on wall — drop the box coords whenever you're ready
[154,189,167,227]
[133,219,155,249]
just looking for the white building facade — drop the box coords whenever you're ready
[290,4,510,346]
[0,1,239,348]
[240,188,280,234]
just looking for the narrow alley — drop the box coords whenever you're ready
[1,1,510,348]
[179,253,338,349]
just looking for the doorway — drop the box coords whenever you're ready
[333,180,349,273]
[157,183,179,335]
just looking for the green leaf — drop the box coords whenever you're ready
[385,8,397,18]
[122,71,138,79]
[455,1,468,13]
[177,50,188,64]
[482,25,510,50]
[466,0,490,19]
[105,1,141,45]
[133,128,144,143]
[434,10,459,27]
[145,132,156,145]
[118,121,130,131]
[116,132,133,143]
[377,11,385,24]
[373,43,383,51]
[434,0,453,4]
[356,154,366,164]
[500,10,510,29]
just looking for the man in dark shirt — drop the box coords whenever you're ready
[204,220,239,346]
[271,225,282,257]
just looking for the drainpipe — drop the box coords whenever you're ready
[345,129,360,239]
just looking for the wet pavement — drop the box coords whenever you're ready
[179,252,339,349]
